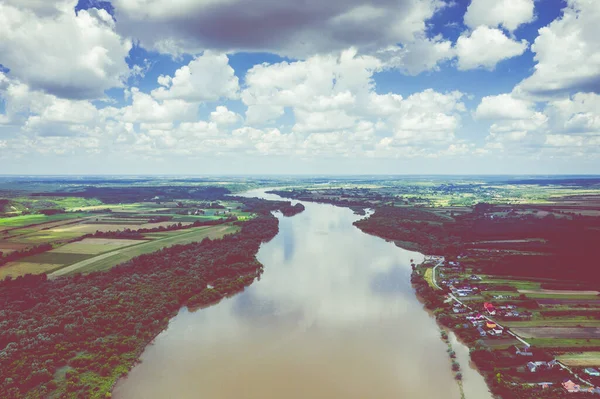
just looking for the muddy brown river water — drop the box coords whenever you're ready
[113,189,492,399]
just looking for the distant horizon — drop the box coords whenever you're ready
[1,174,600,178]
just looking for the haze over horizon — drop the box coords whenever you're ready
[1,0,599,175]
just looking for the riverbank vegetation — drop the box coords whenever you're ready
[0,190,304,398]
[273,177,600,397]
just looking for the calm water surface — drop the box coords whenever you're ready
[114,190,492,399]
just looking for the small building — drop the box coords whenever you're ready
[484,302,496,315]
[584,368,600,377]
[527,361,556,372]
[486,321,497,329]
[527,362,539,373]
[562,379,580,393]
[515,345,534,356]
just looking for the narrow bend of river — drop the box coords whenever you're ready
[114,189,492,399]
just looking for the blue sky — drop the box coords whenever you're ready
[0,0,598,174]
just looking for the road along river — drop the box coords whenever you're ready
[114,189,492,399]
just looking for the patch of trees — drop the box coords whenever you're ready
[38,209,65,216]
[410,270,447,311]
[231,196,305,217]
[354,206,461,254]
[147,215,173,223]
[0,198,297,399]
[356,203,600,284]
[279,203,305,217]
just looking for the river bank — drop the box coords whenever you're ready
[409,260,600,399]
[0,196,303,399]
[113,189,491,399]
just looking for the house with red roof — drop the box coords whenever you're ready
[483,302,496,315]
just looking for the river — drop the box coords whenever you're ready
[113,189,492,399]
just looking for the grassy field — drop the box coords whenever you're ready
[0,213,88,230]
[0,262,66,279]
[504,319,600,328]
[558,352,600,366]
[511,327,600,339]
[49,224,239,277]
[518,289,600,296]
[527,338,600,348]
[50,238,147,255]
[20,252,92,265]
[10,230,86,244]
[424,267,436,289]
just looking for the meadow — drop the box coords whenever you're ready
[49,224,238,277]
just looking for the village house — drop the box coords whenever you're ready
[527,360,557,373]
[514,345,534,357]
[484,302,496,315]
[562,379,580,393]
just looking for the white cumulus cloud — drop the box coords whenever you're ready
[515,0,600,98]
[464,0,535,32]
[455,26,528,70]
[152,52,239,102]
[0,2,131,99]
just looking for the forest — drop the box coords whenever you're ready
[0,198,303,398]
[355,204,600,284]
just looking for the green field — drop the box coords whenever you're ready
[20,252,93,265]
[504,319,600,328]
[527,338,600,348]
[1,196,254,279]
[0,213,87,229]
[51,238,146,255]
[49,224,239,277]
[424,268,437,289]
[558,352,600,366]
[11,230,85,244]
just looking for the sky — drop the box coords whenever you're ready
[0,0,599,175]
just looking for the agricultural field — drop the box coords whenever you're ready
[512,327,600,339]
[50,238,147,254]
[558,352,600,367]
[1,191,253,279]
[0,212,89,231]
[49,224,238,277]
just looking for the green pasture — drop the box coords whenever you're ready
[0,212,87,229]
[50,224,239,277]
[19,252,93,265]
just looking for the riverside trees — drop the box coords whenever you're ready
[0,199,302,398]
